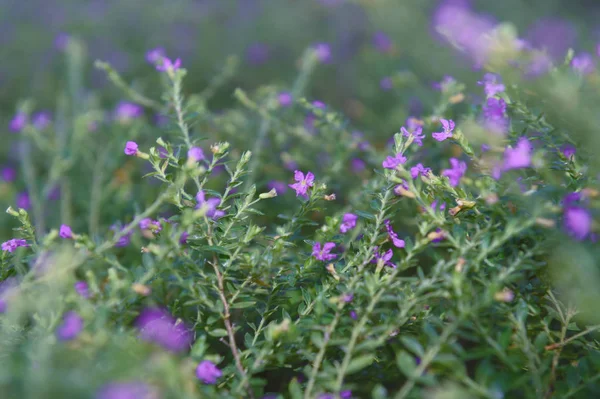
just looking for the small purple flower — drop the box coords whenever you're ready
[32,112,52,130]
[385,220,405,248]
[410,163,431,179]
[432,75,456,91]
[124,141,138,156]
[9,111,26,133]
[525,52,553,79]
[483,97,509,134]
[351,158,366,173]
[56,311,84,341]
[278,92,293,107]
[139,218,162,232]
[571,53,595,75]
[1,167,16,182]
[312,101,326,109]
[350,310,358,320]
[312,242,337,261]
[342,293,354,303]
[432,119,455,141]
[54,33,71,51]
[563,206,592,241]
[442,158,467,187]
[503,137,532,171]
[402,126,425,147]
[1,239,28,253]
[382,153,407,170]
[380,77,393,91]
[179,231,189,245]
[114,102,143,123]
[135,307,193,352]
[74,281,90,299]
[371,247,396,268]
[341,391,353,399]
[267,180,288,195]
[314,43,332,63]
[289,170,315,197]
[196,360,222,384]
[196,191,225,220]
[146,47,166,64]
[156,57,182,72]
[478,73,505,97]
[59,224,73,239]
[16,192,30,209]
[431,200,446,212]
[246,43,270,65]
[111,225,133,248]
[373,31,393,53]
[340,213,358,234]
[561,144,576,159]
[394,180,410,196]
[187,147,205,162]
[96,381,157,399]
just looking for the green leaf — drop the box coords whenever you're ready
[396,351,416,378]
[289,378,303,399]
[231,301,255,309]
[208,328,228,337]
[346,354,375,374]
[400,336,424,357]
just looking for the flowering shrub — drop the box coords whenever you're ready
[2,1,600,399]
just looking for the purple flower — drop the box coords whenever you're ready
[267,180,288,195]
[342,293,354,303]
[525,53,553,79]
[561,144,576,159]
[314,43,332,63]
[74,281,90,299]
[351,158,366,173]
[394,180,410,196]
[350,310,358,320]
[59,224,73,239]
[341,391,352,399]
[312,101,326,109]
[312,242,337,261]
[380,77,393,91]
[54,33,71,51]
[196,191,225,220]
[432,119,455,141]
[402,126,425,147]
[278,92,293,107]
[179,232,189,245]
[340,213,358,234]
[246,43,270,65]
[371,247,396,268]
[124,141,138,156]
[478,73,505,97]
[32,112,52,130]
[432,75,456,91]
[373,31,393,53]
[289,170,315,197]
[9,111,26,133]
[410,163,431,179]
[483,97,509,134]
[146,47,166,64]
[96,381,157,399]
[1,167,16,182]
[196,360,222,384]
[114,102,143,122]
[16,192,30,210]
[563,206,592,241]
[525,18,576,62]
[442,158,467,187]
[503,137,531,171]
[156,57,182,72]
[2,238,29,253]
[571,52,595,75]
[431,200,446,212]
[187,147,205,162]
[385,220,405,248]
[135,307,193,352]
[57,311,84,341]
[382,153,407,170]
[139,218,162,232]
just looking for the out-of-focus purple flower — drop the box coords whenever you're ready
[2,239,28,253]
[561,144,576,159]
[481,144,491,153]
[394,180,410,196]
[432,75,456,91]
[156,57,182,72]
[482,97,509,134]
[196,191,224,220]
[563,206,592,241]
[75,281,90,299]
[402,126,425,147]
[385,220,405,248]
[312,242,337,261]
[1,167,16,182]
[312,101,326,110]
[372,31,393,53]
[96,381,158,399]
[525,18,577,61]
[267,180,288,195]
[341,391,352,399]
[430,228,446,243]
[431,200,446,212]
[57,311,84,341]
[478,73,505,97]
[406,117,424,132]
[503,137,531,171]
[246,43,270,65]
[111,225,133,248]
[54,33,71,51]
[146,47,166,64]
[187,147,205,162]
[442,158,467,187]
[380,77,393,91]
[571,53,595,75]
[351,158,366,173]
[432,119,455,141]
[32,112,52,130]
[525,52,552,79]
[350,310,358,320]
[340,213,358,234]
[115,102,143,123]
[124,141,138,156]
[179,231,189,245]
[371,247,396,268]
[278,92,293,107]
[139,218,162,232]
[410,163,431,179]
[342,293,354,303]
[196,360,222,384]
[9,111,26,133]
[289,170,315,197]
[314,43,332,63]
[59,224,73,239]
[16,192,30,210]
[135,307,193,352]
[382,153,407,170]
